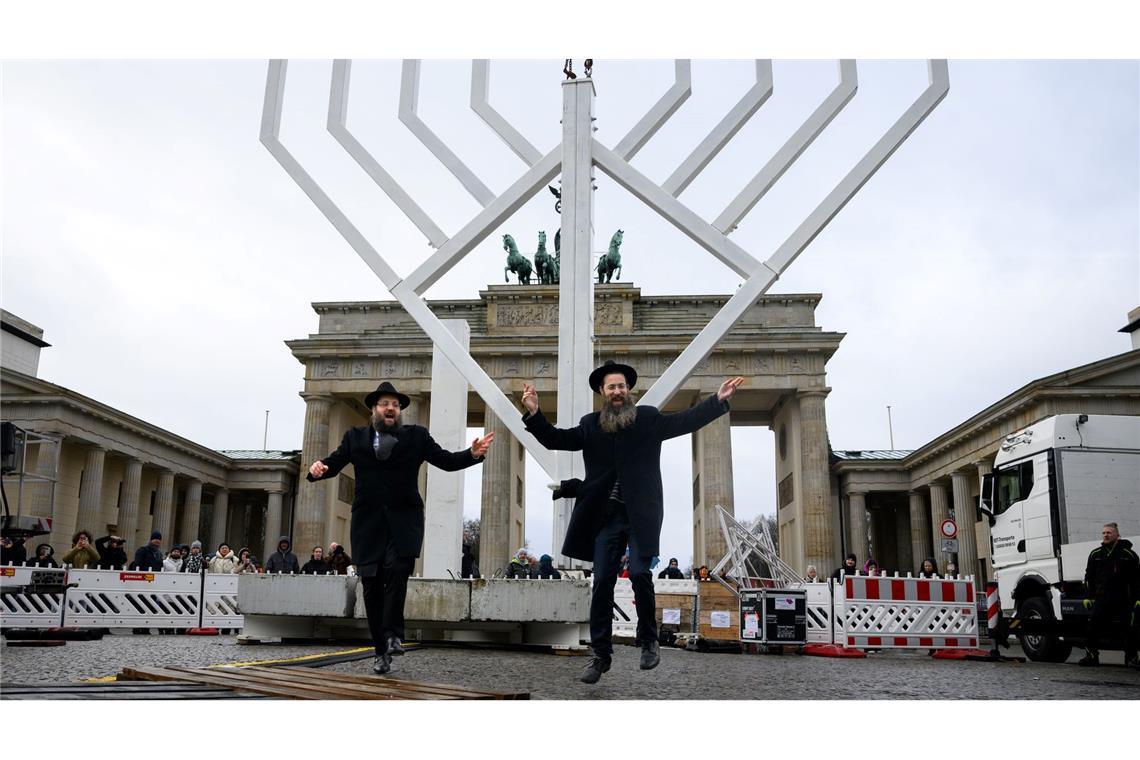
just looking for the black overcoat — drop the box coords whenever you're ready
[523,393,728,561]
[307,425,482,565]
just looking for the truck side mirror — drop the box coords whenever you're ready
[979,473,995,527]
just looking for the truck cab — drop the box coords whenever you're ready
[980,414,1139,661]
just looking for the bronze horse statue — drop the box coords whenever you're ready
[534,231,558,285]
[596,229,623,283]
[503,234,533,284]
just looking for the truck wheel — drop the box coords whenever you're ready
[1017,596,1072,662]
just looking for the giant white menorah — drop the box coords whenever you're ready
[261,60,948,566]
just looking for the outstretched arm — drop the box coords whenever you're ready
[653,377,743,441]
[520,382,587,451]
[423,428,487,472]
[307,430,353,482]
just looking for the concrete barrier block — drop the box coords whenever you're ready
[470,579,591,622]
[352,578,472,622]
[238,574,358,617]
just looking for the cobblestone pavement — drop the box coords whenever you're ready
[4,634,1140,699]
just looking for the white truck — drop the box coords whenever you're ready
[979,414,1140,661]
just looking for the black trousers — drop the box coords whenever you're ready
[1086,599,1138,660]
[358,518,416,656]
[589,500,656,657]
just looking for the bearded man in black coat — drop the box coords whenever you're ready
[521,360,743,683]
[307,381,494,674]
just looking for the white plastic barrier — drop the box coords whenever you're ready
[0,566,244,630]
[842,574,979,649]
[804,581,840,644]
[1,566,66,627]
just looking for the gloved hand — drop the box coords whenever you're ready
[1082,598,1093,610]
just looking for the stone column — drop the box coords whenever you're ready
[798,389,835,572]
[951,470,979,587]
[846,490,868,563]
[928,481,952,573]
[153,470,176,543]
[263,490,285,566]
[118,458,143,550]
[908,490,933,572]
[32,437,61,517]
[179,479,203,544]
[480,404,512,580]
[695,411,734,566]
[296,393,333,564]
[210,489,230,552]
[75,446,107,532]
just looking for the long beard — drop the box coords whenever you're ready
[371,412,402,433]
[599,397,637,433]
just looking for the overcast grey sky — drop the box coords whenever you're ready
[2,59,1137,564]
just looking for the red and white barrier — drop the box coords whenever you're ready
[842,575,979,649]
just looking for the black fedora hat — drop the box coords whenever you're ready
[588,360,637,394]
[364,381,411,409]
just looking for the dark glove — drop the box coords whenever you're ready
[552,478,582,500]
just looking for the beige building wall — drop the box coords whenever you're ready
[772,398,803,572]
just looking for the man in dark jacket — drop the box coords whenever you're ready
[1079,522,1139,666]
[536,554,561,580]
[132,531,164,571]
[657,557,685,580]
[307,381,493,675]
[831,553,858,581]
[301,546,332,575]
[460,544,480,579]
[95,534,129,570]
[264,536,300,574]
[521,360,742,683]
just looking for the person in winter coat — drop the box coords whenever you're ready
[132,531,164,571]
[61,530,100,569]
[831,553,858,581]
[208,543,239,573]
[163,546,184,572]
[919,558,939,578]
[861,558,880,577]
[804,565,821,583]
[306,380,492,675]
[264,535,300,574]
[460,544,480,579]
[301,546,332,574]
[536,554,561,580]
[505,548,531,578]
[1079,522,1139,667]
[95,534,129,570]
[1,536,27,566]
[29,543,59,568]
[327,542,353,575]
[657,557,685,580]
[235,547,259,574]
[180,541,206,573]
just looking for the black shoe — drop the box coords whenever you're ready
[373,653,392,674]
[1077,652,1099,667]
[387,636,406,656]
[640,640,660,670]
[580,655,611,684]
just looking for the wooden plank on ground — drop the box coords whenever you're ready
[122,666,435,700]
[207,665,453,700]
[270,665,528,700]
[119,664,523,700]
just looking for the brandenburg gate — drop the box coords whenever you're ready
[287,281,843,576]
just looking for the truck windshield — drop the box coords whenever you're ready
[995,460,1033,515]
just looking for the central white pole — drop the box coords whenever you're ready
[554,77,596,568]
